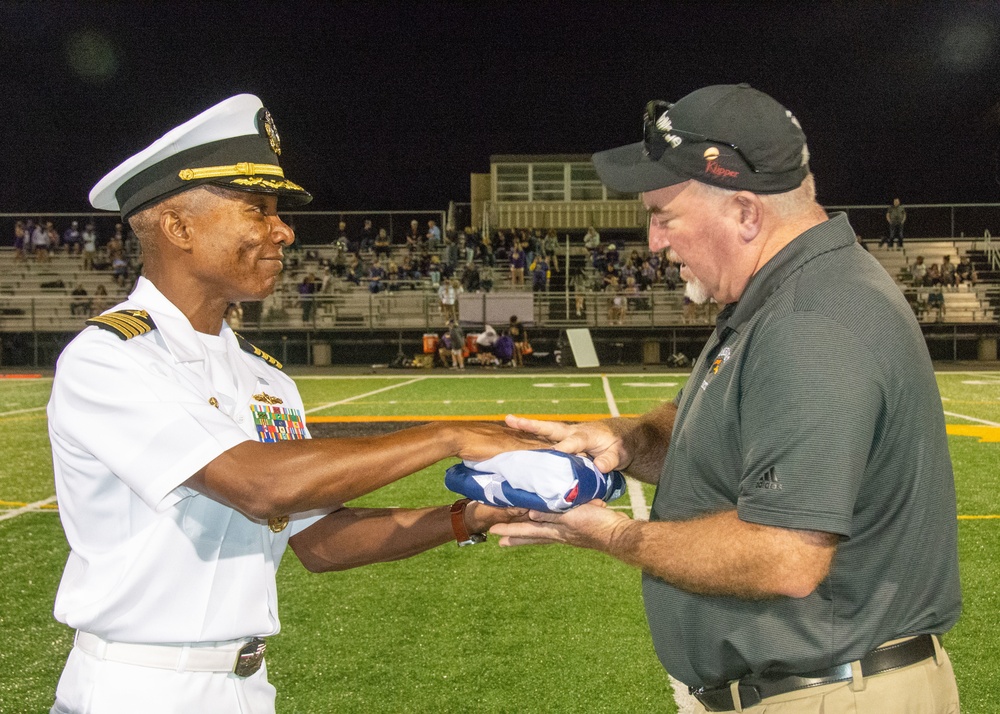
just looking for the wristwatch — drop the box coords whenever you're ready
[450,498,488,547]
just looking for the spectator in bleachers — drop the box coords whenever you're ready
[542,229,560,272]
[91,284,111,314]
[32,220,51,262]
[583,225,601,254]
[333,220,351,251]
[531,255,549,292]
[509,242,526,286]
[426,219,442,248]
[331,238,347,277]
[63,221,82,255]
[428,254,442,288]
[882,197,907,249]
[13,219,26,261]
[385,260,400,291]
[956,256,977,285]
[606,276,625,325]
[358,219,376,255]
[524,229,540,268]
[493,229,512,261]
[605,242,620,269]
[373,227,391,261]
[568,271,588,317]
[441,232,459,277]
[400,255,420,286]
[299,272,319,321]
[620,258,638,288]
[661,260,680,290]
[81,223,98,269]
[107,225,125,263]
[478,230,496,267]
[344,253,363,286]
[940,255,957,288]
[461,261,481,293]
[625,274,645,311]
[70,284,91,316]
[591,243,607,275]
[367,259,386,294]
[112,254,129,286]
[319,266,334,294]
[480,264,494,293]
[404,219,423,253]
[438,278,460,321]
[910,255,928,286]
[462,226,481,258]
[926,262,942,287]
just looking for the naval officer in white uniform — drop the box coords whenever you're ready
[48,94,537,714]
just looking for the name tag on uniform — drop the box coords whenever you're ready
[250,405,306,442]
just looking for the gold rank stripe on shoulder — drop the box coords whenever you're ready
[85,310,157,340]
[234,332,283,370]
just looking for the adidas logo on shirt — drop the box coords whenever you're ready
[754,467,782,490]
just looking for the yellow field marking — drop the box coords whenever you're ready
[945,424,1000,443]
[958,515,1000,520]
[0,500,59,509]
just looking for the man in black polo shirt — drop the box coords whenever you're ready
[493,84,961,713]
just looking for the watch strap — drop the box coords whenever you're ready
[450,498,487,546]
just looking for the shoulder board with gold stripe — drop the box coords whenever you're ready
[85,310,157,340]
[234,332,283,370]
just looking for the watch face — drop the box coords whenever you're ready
[459,533,488,547]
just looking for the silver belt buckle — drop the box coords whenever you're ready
[233,637,267,677]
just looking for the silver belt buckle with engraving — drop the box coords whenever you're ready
[233,637,267,677]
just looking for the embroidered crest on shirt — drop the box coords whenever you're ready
[85,310,156,340]
[701,346,733,391]
[251,404,306,442]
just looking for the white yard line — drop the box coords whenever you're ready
[601,375,649,521]
[304,376,428,414]
[0,496,58,522]
[602,375,696,713]
[0,405,47,418]
[943,410,1000,427]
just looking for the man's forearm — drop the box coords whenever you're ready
[605,510,837,598]
[616,401,677,483]
[191,421,539,519]
[289,506,455,571]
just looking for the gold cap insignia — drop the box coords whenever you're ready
[259,108,281,156]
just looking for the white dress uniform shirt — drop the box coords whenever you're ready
[49,276,325,645]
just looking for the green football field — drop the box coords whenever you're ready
[1,371,998,712]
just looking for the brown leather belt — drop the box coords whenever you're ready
[690,634,937,712]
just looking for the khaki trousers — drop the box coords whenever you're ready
[693,637,959,714]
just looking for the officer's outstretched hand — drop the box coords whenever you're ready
[504,415,631,474]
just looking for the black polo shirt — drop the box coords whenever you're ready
[643,213,961,687]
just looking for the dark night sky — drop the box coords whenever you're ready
[4,1,1000,213]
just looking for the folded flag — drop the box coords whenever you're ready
[445,449,627,513]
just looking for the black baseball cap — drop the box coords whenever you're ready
[592,84,809,195]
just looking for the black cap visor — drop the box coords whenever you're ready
[592,141,697,194]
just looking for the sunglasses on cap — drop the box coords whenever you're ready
[642,100,760,173]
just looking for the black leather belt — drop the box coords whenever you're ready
[690,634,937,712]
